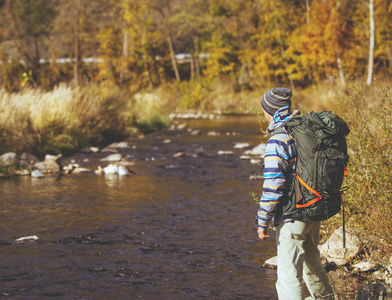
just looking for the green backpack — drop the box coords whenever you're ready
[276,111,350,222]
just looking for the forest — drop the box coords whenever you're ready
[0,0,389,92]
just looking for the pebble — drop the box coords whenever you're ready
[177,123,187,130]
[217,151,234,155]
[207,131,220,136]
[173,152,185,158]
[190,130,200,136]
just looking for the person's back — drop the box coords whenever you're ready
[256,87,334,300]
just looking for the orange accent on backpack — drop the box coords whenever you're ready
[294,173,322,208]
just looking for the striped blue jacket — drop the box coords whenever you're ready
[257,107,299,228]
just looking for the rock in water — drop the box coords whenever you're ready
[73,167,92,174]
[217,150,234,155]
[31,170,44,178]
[108,142,131,149]
[118,166,129,176]
[103,164,118,175]
[234,142,250,149]
[248,144,266,156]
[263,256,278,269]
[100,154,122,162]
[14,235,40,244]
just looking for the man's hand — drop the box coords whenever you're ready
[257,227,270,240]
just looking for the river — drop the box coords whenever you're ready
[0,115,279,299]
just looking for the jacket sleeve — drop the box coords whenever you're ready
[257,134,294,228]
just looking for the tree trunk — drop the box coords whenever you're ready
[120,1,129,86]
[387,45,392,69]
[74,0,81,87]
[337,57,346,87]
[305,0,310,27]
[32,35,40,85]
[190,55,195,80]
[194,36,200,77]
[142,28,153,89]
[167,34,180,81]
[120,29,129,85]
[366,0,375,86]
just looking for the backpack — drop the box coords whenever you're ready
[275,111,350,222]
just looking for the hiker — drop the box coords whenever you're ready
[256,87,334,300]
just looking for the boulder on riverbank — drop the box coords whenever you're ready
[0,152,18,166]
[19,153,39,169]
[45,154,62,172]
[319,226,360,266]
[262,226,361,270]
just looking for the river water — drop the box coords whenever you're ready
[0,115,279,299]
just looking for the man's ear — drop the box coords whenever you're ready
[263,109,273,123]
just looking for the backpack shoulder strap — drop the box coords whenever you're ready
[268,114,303,137]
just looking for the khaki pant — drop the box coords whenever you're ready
[275,220,334,300]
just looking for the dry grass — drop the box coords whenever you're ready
[334,78,392,258]
[0,84,171,156]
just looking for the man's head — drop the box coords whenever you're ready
[261,87,292,117]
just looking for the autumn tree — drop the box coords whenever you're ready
[285,0,355,86]
[96,0,164,90]
[0,0,56,88]
[0,0,391,90]
[201,0,241,81]
[246,0,302,89]
[168,0,211,80]
[372,0,392,78]
[50,0,105,84]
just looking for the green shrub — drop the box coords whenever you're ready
[135,113,171,134]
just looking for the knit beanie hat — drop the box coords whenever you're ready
[261,87,292,116]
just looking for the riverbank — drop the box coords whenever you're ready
[1,80,392,298]
[0,79,338,157]
[1,114,390,299]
